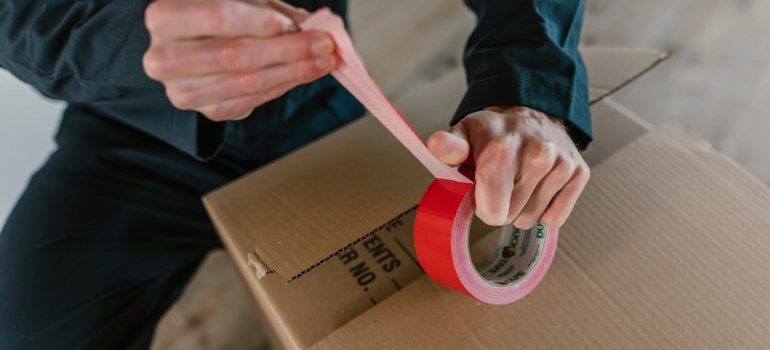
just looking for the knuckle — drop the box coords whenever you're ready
[167,93,188,110]
[204,111,224,122]
[237,94,265,115]
[297,61,317,82]
[143,45,177,78]
[142,51,163,79]
[262,87,283,102]
[555,156,577,178]
[144,3,166,33]
[540,214,560,228]
[510,106,530,114]
[221,39,248,71]
[275,42,292,62]
[529,156,552,173]
[166,86,194,110]
[254,91,271,106]
[527,140,556,169]
[200,2,228,33]
[279,36,307,62]
[238,73,265,94]
[484,215,507,227]
[227,107,248,120]
[251,96,269,109]
[575,163,591,182]
[260,12,285,34]
[513,216,536,230]
[476,206,506,227]
[302,32,318,49]
[206,104,232,121]
[481,136,516,163]
[475,164,501,184]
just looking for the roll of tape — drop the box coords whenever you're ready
[414,179,558,304]
[302,8,557,304]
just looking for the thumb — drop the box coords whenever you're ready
[427,123,470,166]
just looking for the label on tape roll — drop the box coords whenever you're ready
[475,224,546,286]
[301,9,557,305]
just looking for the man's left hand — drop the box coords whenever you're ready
[427,106,590,229]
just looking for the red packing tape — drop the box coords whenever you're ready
[302,8,558,304]
[415,179,559,304]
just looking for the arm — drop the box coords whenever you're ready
[0,1,223,159]
[455,0,591,149]
[428,0,591,228]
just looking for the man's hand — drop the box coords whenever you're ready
[427,107,590,229]
[143,0,336,121]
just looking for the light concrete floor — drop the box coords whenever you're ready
[583,0,770,183]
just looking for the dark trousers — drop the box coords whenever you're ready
[0,109,259,349]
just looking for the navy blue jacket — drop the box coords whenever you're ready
[0,0,591,162]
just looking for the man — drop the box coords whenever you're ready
[0,0,591,348]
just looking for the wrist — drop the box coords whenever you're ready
[483,105,565,126]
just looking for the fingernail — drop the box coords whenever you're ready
[311,35,334,56]
[315,56,335,69]
[513,218,533,230]
[441,150,465,165]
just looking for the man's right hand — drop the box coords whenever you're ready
[143,0,336,121]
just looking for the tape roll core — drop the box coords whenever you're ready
[415,179,559,304]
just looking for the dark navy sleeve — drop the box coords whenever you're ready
[455,0,592,149]
[0,1,225,160]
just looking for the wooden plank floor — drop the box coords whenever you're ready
[153,0,770,348]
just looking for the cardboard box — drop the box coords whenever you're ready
[204,47,666,281]
[313,122,770,349]
[203,48,676,349]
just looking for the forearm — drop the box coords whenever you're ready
[0,1,158,99]
[456,0,592,149]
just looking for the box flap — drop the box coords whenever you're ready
[582,47,669,102]
[312,123,770,349]
[216,70,655,350]
[203,48,668,282]
[581,98,652,165]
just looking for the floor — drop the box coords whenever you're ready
[582,0,770,182]
[0,0,766,348]
[151,0,770,348]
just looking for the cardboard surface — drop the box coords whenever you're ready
[208,71,487,349]
[203,47,667,283]
[313,124,770,349]
[205,64,660,349]
[582,47,669,102]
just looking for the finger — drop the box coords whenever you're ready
[426,123,470,166]
[506,141,557,223]
[512,156,575,229]
[260,0,310,23]
[198,81,297,121]
[166,55,336,110]
[473,135,521,226]
[144,32,335,80]
[146,1,293,42]
[541,163,591,228]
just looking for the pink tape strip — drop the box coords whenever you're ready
[300,8,470,184]
[300,8,556,305]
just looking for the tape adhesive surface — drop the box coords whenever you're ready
[301,8,558,304]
